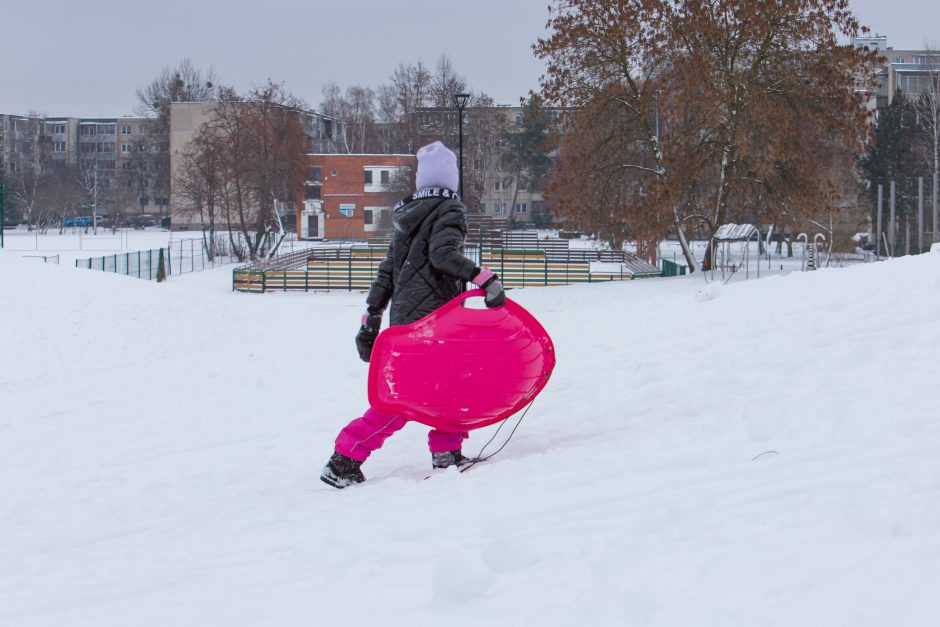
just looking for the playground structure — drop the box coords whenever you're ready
[708,223,841,279]
[797,232,828,271]
[710,223,760,281]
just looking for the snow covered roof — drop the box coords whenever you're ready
[713,223,758,242]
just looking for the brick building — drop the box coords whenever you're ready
[299,153,416,240]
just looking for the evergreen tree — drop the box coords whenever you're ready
[501,99,554,226]
[860,90,927,224]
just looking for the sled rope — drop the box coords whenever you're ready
[460,400,535,473]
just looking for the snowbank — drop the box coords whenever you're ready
[1,250,939,626]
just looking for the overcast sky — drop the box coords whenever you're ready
[1,0,937,119]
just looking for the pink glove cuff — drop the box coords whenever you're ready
[471,267,496,287]
[361,314,369,326]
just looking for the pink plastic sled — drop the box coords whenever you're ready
[368,289,556,432]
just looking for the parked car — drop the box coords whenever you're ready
[121,214,157,229]
[64,216,104,227]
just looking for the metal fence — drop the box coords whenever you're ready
[23,254,61,264]
[75,232,319,281]
[233,243,662,293]
[76,248,168,280]
[166,235,243,275]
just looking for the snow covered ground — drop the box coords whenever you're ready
[1,247,939,626]
[0,228,320,268]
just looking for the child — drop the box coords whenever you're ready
[321,141,506,489]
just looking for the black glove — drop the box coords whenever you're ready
[355,313,383,362]
[471,267,506,308]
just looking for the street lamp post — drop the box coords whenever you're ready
[452,93,470,197]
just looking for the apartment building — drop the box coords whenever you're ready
[74,117,163,216]
[853,36,940,111]
[0,113,52,175]
[1,112,165,220]
[299,153,415,240]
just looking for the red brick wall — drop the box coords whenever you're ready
[300,154,416,240]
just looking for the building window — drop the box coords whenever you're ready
[517,179,529,192]
[494,180,503,192]
[121,144,132,153]
[138,144,146,152]
[515,202,528,214]
[306,166,321,182]
[53,141,66,152]
[364,170,373,185]
[304,185,321,200]
[121,125,131,135]
[53,124,66,134]
[363,207,389,231]
[380,170,390,185]
[493,202,506,215]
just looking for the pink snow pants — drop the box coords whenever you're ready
[335,407,468,462]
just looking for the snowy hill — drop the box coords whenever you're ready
[2,251,939,627]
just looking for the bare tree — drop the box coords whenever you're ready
[41,163,85,233]
[375,84,400,154]
[319,82,378,153]
[204,82,309,259]
[174,125,228,257]
[387,61,432,152]
[9,161,44,230]
[430,55,467,109]
[463,92,511,212]
[136,59,218,213]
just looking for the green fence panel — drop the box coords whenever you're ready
[661,259,687,277]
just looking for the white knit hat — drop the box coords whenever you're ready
[415,141,459,192]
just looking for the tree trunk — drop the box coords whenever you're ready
[674,221,697,271]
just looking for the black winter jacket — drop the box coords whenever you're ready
[366,188,477,326]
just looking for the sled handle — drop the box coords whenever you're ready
[458,288,486,304]
[455,288,509,309]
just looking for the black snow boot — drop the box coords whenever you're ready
[431,450,475,469]
[320,452,366,489]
